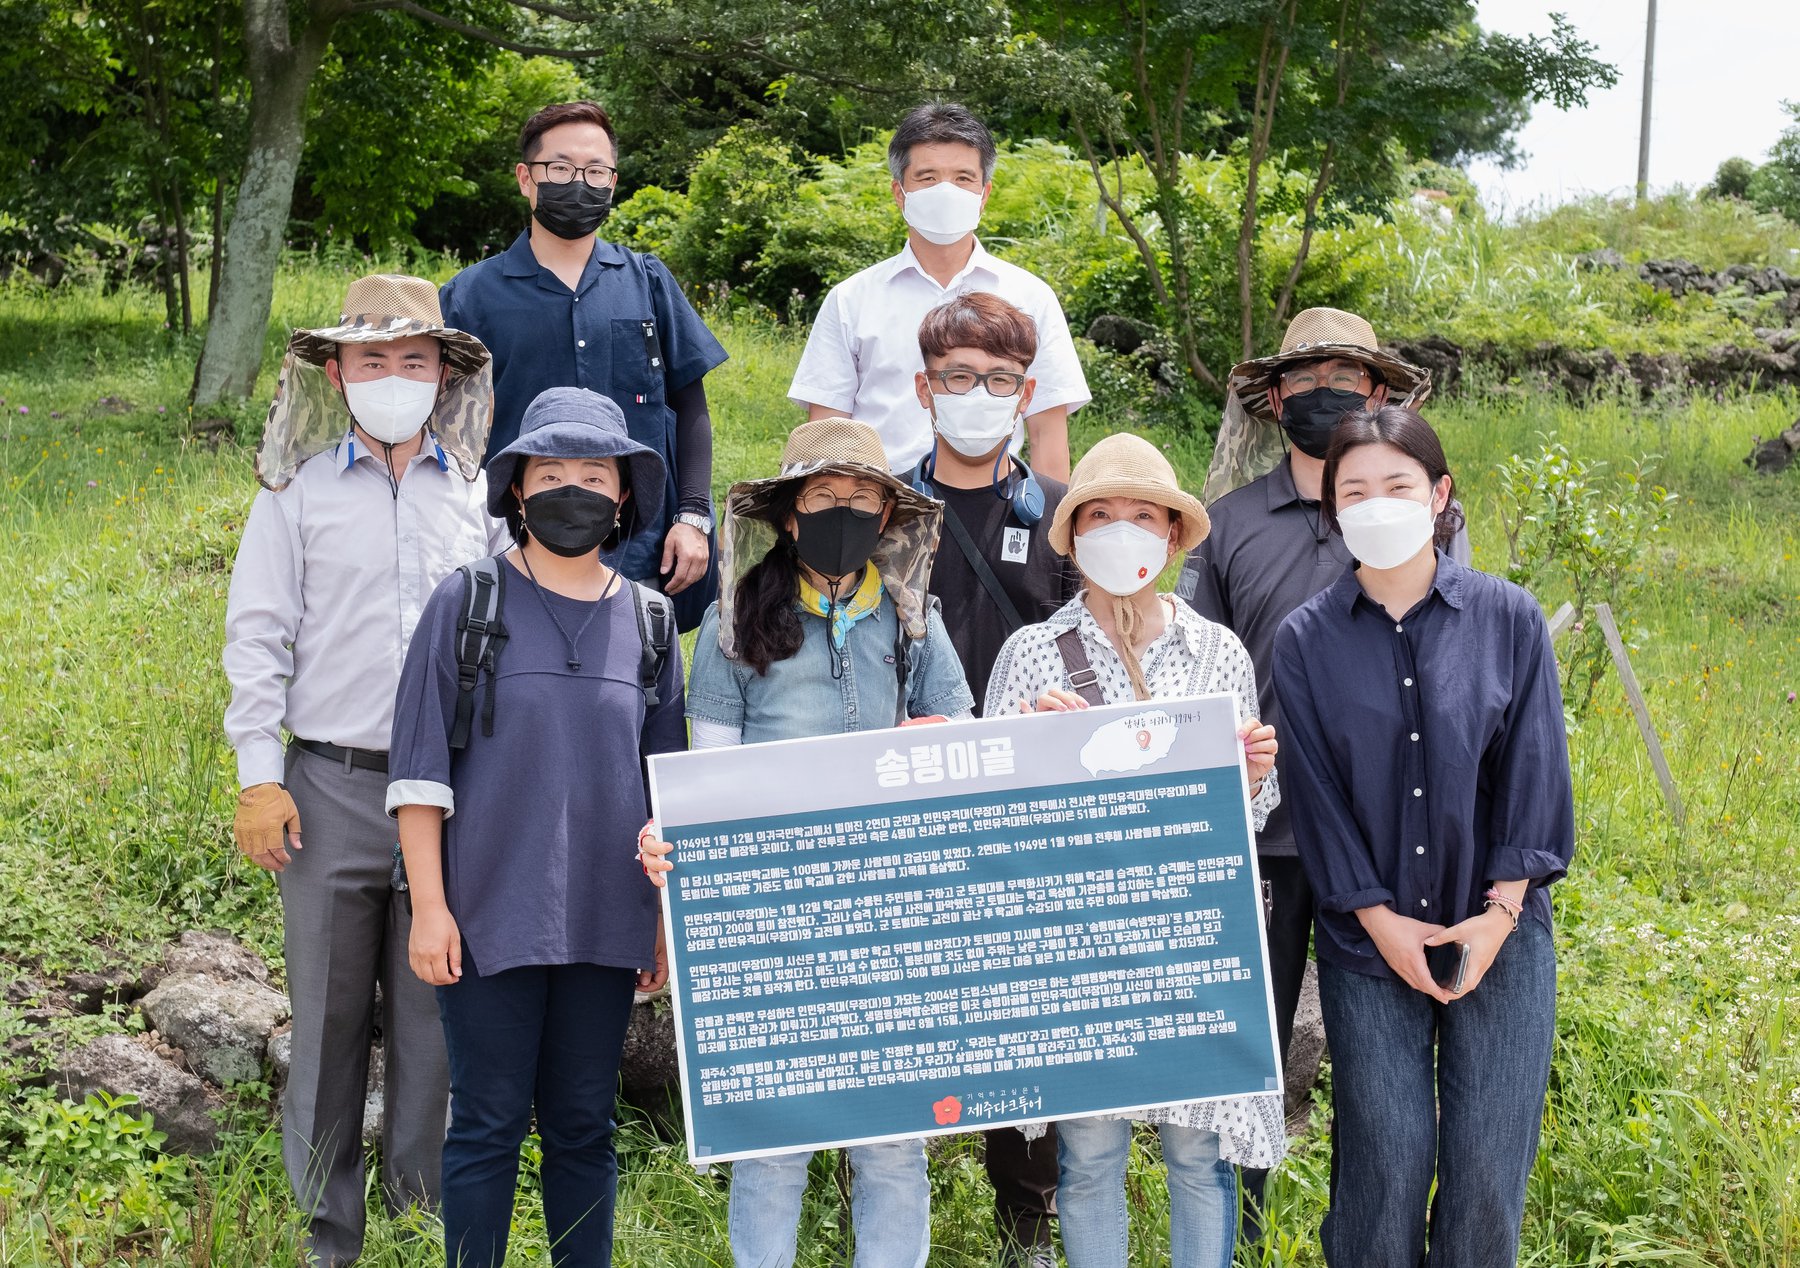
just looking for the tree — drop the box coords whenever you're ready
[0,0,243,329]
[1746,102,1800,224]
[1006,0,1616,390]
[189,0,1002,406]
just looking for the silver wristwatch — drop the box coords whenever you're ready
[674,510,714,534]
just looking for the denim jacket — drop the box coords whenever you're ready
[687,590,973,744]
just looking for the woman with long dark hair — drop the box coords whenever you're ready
[1273,405,1574,1267]
[679,416,974,1267]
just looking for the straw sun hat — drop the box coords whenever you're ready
[1048,433,1210,556]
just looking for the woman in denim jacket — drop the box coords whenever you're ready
[677,416,973,1268]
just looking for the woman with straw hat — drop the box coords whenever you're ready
[984,432,1286,1268]
[667,415,974,1267]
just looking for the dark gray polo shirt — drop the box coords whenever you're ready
[1176,458,1345,858]
[1176,455,1472,858]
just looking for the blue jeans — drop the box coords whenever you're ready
[436,958,637,1268]
[728,1140,929,1268]
[1317,916,1557,1268]
[1056,1117,1235,1268]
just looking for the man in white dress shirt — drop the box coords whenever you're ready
[788,102,1090,480]
[223,274,509,1266]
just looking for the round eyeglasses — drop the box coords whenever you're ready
[796,487,888,515]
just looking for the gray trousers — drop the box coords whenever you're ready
[279,744,449,1266]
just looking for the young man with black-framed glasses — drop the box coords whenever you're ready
[441,101,728,631]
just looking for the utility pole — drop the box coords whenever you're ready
[1636,0,1657,200]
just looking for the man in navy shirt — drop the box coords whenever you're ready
[441,100,728,629]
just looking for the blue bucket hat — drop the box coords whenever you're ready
[485,387,665,528]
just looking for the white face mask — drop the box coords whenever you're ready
[1336,496,1436,569]
[903,183,983,246]
[931,389,1019,458]
[1072,520,1170,597]
[342,372,438,444]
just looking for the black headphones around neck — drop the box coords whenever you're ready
[911,448,1044,527]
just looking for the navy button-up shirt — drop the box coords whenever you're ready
[1272,552,1574,979]
[441,232,727,579]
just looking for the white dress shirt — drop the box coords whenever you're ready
[223,433,511,788]
[788,239,1091,472]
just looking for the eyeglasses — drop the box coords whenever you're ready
[932,369,1026,398]
[797,487,888,515]
[529,160,617,187]
[1279,364,1372,394]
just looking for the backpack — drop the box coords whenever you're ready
[447,556,674,751]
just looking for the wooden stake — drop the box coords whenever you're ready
[1595,603,1684,826]
[1546,601,1577,644]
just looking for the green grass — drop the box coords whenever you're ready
[1,268,1797,1264]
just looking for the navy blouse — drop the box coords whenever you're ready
[1272,553,1574,979]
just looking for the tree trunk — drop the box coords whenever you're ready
[206,0,228,321]
[190,0,339,406]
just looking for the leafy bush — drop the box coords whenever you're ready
[1495,439,1676,709]
[2,1090,192,1250]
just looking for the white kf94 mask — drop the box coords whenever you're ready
[343,373,438,444]
[1335,497,1436,569]
[903,183,983,246]
[931,390,1019,458]
[1072,520,1170,597]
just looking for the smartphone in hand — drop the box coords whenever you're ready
[1426,941,1471,994]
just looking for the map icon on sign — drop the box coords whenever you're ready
[1078,710,1179,776]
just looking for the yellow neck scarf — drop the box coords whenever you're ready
[797,566,884,649]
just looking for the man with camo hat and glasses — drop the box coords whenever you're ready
[223,274,510,1265]
[1174,307,1464,1245]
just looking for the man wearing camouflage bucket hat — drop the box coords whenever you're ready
[223,273,510,1265]
[1174,307,1461,1244]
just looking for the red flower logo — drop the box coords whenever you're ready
[1136,566,1149,578]
[932,1096,962,1126]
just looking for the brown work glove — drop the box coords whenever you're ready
[234,782,302,872]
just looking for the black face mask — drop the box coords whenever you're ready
[792,506,883,581]
[523,487,619,557]
[533,179,614,240]
[1279,387,1369,459]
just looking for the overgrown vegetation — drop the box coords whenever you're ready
[1,266,1796,1264]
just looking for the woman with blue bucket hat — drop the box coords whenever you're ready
[387,385,686,1267]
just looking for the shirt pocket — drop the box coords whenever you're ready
[611,317,667,407]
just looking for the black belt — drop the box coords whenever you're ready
[292,737,389,774]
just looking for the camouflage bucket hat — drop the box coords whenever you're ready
[1227,307,1431,425]
[254,274,495,491]
[1202,307,1434,503]
[715,417,944,661]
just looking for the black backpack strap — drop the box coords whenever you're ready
[450,557,508,751]
[628,580,673,708]
[1054,625,1106,707]
[938,497,1027,633]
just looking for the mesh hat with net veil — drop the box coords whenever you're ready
[1202,307,1432,504]
[254,273,495,491]
[714,417,944,661]
[1050,432,1210,701]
